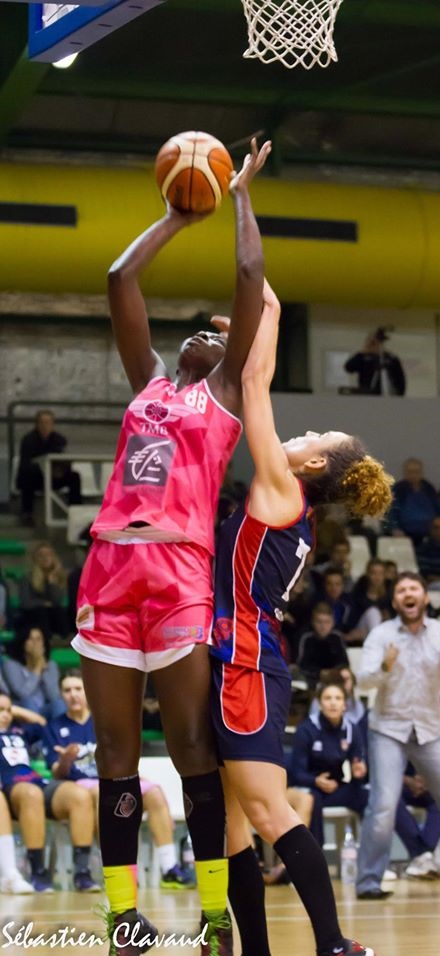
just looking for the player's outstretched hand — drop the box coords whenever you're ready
[229,137,272,195]
[165,201,213,227]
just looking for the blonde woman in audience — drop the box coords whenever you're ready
[19,542,68,639]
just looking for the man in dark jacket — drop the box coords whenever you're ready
[345,329,405,396]
[17,410,81,524]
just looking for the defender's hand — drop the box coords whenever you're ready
[229,138,272,194]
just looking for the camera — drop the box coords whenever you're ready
[375,326,394,343]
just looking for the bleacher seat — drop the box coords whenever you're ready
[347,536,370,579]
[50,647,81,669]
[377,535,418,572]
[71,461,101,497]
[67,504,99,545]
[100,461,113,493]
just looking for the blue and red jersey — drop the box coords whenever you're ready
[210,490,314,677]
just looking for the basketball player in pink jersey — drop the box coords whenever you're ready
[210,281,393,956]
[71,137,271,955]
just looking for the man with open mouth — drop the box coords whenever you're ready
[356,571,440,898]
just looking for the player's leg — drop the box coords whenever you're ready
[9,782,52,892]
[81,657,159,949]
[225,760,349,956]
[153,645,231,945]
[0,789,33,893]
[48,781,99,891]
[222,768,271,956]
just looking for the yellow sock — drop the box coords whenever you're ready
[103,864,137,915]
[195,858,228,915]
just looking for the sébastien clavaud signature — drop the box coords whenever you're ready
[1,920,208,949]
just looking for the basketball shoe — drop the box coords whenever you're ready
[336,941,375,956]
[105,908,159,955]
[160,864,195,889]
[200,909,233,955]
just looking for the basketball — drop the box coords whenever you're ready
[155,131,234,214]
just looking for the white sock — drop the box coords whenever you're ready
[0,834,18,879]
[157,843,177,875]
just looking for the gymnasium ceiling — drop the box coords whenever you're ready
[1,0,440,171]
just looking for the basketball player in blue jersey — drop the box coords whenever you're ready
[210,281,393,956]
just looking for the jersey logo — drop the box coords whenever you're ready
[142,400,170,424]
[123,435,175,487]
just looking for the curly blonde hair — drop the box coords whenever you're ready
[303,438,394,518]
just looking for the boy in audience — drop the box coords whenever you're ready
[296,604,349,689]
[0,691,96,892]
[42,670,193,889]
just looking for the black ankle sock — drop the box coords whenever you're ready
[99,774,143,867]
[274,825,344,956]
[73,845,91,873]
[228,846,271,956]
[27,848,44,875]
[181,770,225,859]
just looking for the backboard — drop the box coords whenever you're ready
[28,0,166,62]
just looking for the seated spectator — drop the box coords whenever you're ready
[2,622,65,719]
[313,504,348,562]
[0,566,10,631]
[309,667,367,739]
[281,576,313,664]
[16,409,82,526]
[19,541,69,639]
[42,670,193,889]
[0,788,34,894]
[296,603,349,689]
[311,541,354,594]
[388,457,440,545]
[287,682,368,847]
[397,763,440,879]
[346,559,393,642]
[0,691,96,892]
[416,517,440,583]
[314,568,353,633]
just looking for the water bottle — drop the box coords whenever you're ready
[181,833,196,881]
[340,824,357,885]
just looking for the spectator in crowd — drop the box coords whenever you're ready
[0,691,96,892]
[281,576,312,664]
[43,670,193,889]
[0,788,34,894]
[296,604,349,689]
[309,667,366,731]
[311,540,354,594]
[16,410,82,526]
[397,763,440,879]
[19,542,69,640]
[67,528,93,635]
[344,328,406,396]
[313,504,348,563]
[317,568,353,633]
[356,572,440,899]
[287,682,368,847]
[2,622,64,719]
[0,566,9,631]
[416,517,440,582]
[346,559,393,642]
[388,458,440,546]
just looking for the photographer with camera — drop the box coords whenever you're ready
[344,327,406,396]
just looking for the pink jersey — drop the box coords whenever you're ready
[91,376,242,556]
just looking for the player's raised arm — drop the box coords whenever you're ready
[108,208,208,393]
[242,280,303,523]
[210,138,271,413]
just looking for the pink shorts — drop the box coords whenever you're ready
[72,538,213,672]
[76,777,156,795]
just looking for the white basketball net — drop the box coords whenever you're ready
[241,0,344,70]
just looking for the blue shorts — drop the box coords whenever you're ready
[210,658,291,769]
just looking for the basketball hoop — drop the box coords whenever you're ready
[241,0,344,70]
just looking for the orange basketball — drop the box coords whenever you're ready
[155,131,234,214]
